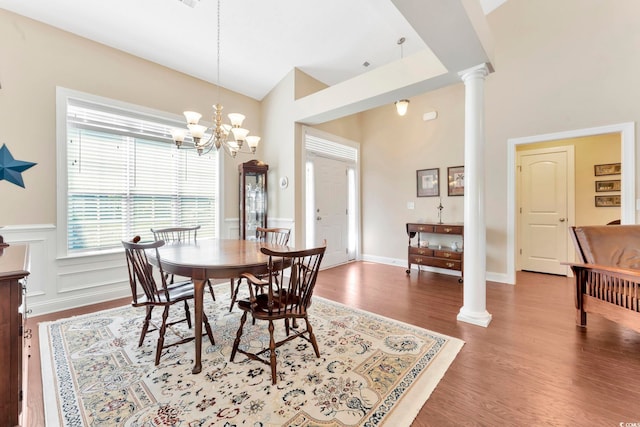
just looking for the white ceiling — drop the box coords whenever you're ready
[0,0,505,101]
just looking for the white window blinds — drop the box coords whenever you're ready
[65,98,218,252]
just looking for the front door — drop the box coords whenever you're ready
[313,155,349,268]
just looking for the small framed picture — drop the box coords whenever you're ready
[594,163,621,176]
[595,180,621,192]
[447,166,464,196]
[416,168,439,197]
[595,195,621,207]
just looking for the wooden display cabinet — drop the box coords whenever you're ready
[0,241,30,427]
[239,160,268,240]
[406,222,464,282]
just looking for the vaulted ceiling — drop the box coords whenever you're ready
[0,0,505,101]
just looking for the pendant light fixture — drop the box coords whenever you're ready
[394,37,410,116]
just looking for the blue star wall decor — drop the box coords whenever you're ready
[0,144,37,188]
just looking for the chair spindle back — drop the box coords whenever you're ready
[262,245,325,316]
[122,239,169,304]
[151,225,200,244]
[256,227,290,246]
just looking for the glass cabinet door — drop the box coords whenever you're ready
[239,160,268,240]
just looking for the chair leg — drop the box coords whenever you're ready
[156,306,170,365]
[305,316,320,358]
[183,300,192,329]
[229,278,241,312]
[230,311,248,362]
[207,279,216,301]
[202,313,215,345]
[139,306,154,347]
[268,320,277,384]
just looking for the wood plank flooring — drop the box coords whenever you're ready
[25,262,640,426]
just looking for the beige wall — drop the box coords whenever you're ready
[260,70,296,231]
[3,0,640,284]
[358,0,640,277]
[261,68,364,246]
[0,10,260,227]
[361,83,465,259]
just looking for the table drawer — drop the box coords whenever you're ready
[409,255,431,266]
[433,225,463,235]
[433,250,462,260]
[425,258,462,271]
[409,246,433,256]
[409,255,462,271]
[407,224,435,233]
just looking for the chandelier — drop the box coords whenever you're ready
[170,0,260,158]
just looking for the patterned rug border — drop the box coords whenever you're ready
[40,288,465,426]
[317,298,465,425]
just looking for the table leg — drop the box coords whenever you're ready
[192,278,206,374]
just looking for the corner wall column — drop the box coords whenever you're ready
[457,63,492,327]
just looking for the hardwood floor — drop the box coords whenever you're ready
[26,262,640,426]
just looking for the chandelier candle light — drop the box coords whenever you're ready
[170,0,260,158]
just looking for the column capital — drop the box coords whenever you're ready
[458,63,492,82]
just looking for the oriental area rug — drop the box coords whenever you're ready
[40,284,464,426]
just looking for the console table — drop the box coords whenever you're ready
[0,242,30,426]
[406,222,463,282]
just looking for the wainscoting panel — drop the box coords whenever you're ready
[3,219,297,316]
[2,225,56,298]
[56,251,127,293]
[1,224,130,316]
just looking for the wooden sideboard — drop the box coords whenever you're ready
[406,222,464,282]
[0,243,30,427]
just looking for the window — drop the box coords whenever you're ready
[57,88,220,255]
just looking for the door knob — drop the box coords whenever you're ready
[559,218,566,222]
[317,216,322,220]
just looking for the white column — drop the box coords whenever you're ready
[457,63,492,327]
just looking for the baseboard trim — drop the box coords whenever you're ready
[361,253,511,284]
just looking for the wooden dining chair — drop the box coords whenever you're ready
[255,227,291,245]
[230,242,326,384]
[151,225,216,301]
[122,237,215,365]
[150,225,201,243]
[228,227,291,311]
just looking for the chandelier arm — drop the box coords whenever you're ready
[202,132,215,147]
[200,143,217,156]
[221,141,238,158]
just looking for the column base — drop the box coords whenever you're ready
[457,307,492,327]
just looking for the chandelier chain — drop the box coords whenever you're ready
[216,0,220,101]
[169,0,260,157]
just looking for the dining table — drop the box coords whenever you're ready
[150,238,285,374]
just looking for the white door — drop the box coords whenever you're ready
[519,149,571,275]
[313,155,349,267]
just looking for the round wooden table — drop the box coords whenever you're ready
[151,238,286,374]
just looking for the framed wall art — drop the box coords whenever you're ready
[595,195,621,207]
[594,163,621,176]
[416,168,439,197]
[447,165,464,196]
[595,180,621,192]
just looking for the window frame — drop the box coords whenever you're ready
[55,87,224,258]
